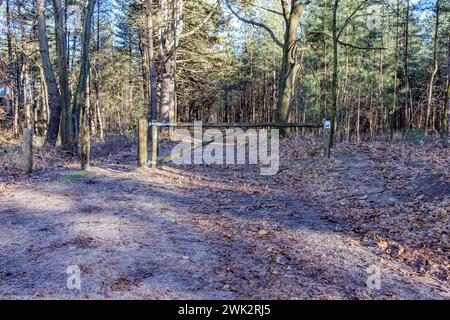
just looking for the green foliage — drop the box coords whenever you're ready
[1,0,449,141]
[63,171,92,185]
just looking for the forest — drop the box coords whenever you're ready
[0,0,449,301]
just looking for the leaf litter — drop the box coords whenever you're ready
[0,135,448,299]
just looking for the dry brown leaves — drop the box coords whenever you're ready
[280,137,449,280]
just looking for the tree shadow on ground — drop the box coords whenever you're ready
[1,162,448,299]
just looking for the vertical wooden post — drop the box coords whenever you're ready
[138,118,148,168]
[22,128,33,175]
[81,126,90,170]
[151,122,159,168]
[323,119,331,158]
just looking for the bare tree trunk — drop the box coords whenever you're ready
[140,38,150,115]
[5,0,15,124]
[22,64,32,130]
[275,3,305,134]
[32,78,39,134]
[391,0,400,140]
[146,0,158,120]
[93,0,103,141]
[357,89,361,143]
[37,0,63,146]
[159,0,183,123]
[53,0,74,149]
[96,100,104,141]
[83,75,91,129]
[327,0,339,157]
[403,0,412,134]
[160,68,175,122]
[87,73,96,137]
[39,66,49,137]
[272,64,277,122]
[72,0,97,149]
[425,0,439,136]
[17,0,31,130]
[443,36,449,146]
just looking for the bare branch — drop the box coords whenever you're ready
[337,39,385,50]
[337,0,370,40]
[306,31,386,50]
[246,2,284,17]
[225,0,283,48]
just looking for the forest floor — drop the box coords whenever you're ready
[0,132,448,299]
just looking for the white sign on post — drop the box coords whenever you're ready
[324,120,331,130]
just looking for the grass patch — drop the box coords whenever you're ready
[63,170,92,184]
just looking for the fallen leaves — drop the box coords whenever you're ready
[109,277,133,292]
[377,240,389,251]
[280,137,449,280]
[258,229,270,237]
[349,238,362,246]
[1,132,448,298]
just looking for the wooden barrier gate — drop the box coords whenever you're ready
[138,120,330,168]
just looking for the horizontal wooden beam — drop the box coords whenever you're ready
[148,122,322,128]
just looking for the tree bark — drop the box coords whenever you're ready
[403,0,412,133]
[425,0,439,136]
[275,2,304,130]
[17,0,31,130]
[225,1,307,136]
[53,0,74,149]
[72,0,97,149]
[146,0,158,120]
[443,35,450,145]
[159,0,183,123]
[5,0,15,121]
[93,0,103,141]
[37,0,63,146]
[327,0,339,157]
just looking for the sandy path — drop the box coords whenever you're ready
[0,164,448,299]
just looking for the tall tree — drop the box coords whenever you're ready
[158,0,179,123]
[425,0,440,136]
[52,0,74,149]
[310,0,384,155]
[36,0,63,146]
[225,0,311,134]
[17,0,32,130]
[403,0,412,133]
[72,0,97,145]
[444,34,450,145]
[145,0,157,120]
[5,0,15,125]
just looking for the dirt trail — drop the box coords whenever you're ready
[0,159,448,300]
